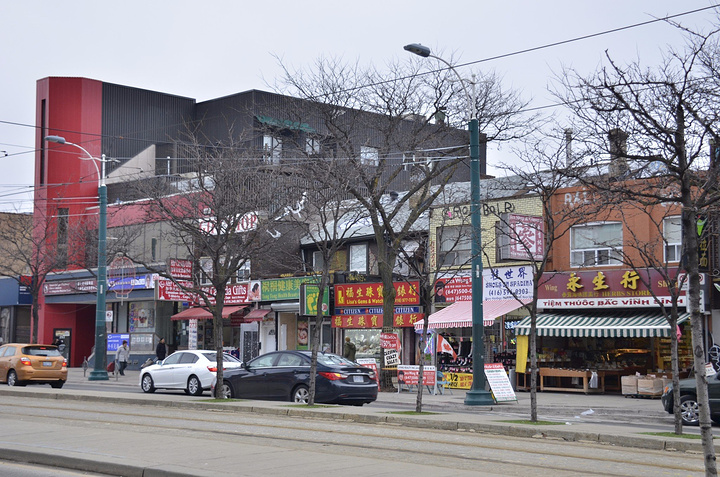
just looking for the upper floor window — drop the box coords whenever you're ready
[664,216,682,263]
[349,243,368,273]
[199,257,213,285]
[438,226,472,267]
[570,222,622,267]
[305,137,321,156]
[312,251,325,272]
[360,146,379,166]
[263,135,282,164]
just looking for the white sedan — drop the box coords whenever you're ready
[139,350,242,396]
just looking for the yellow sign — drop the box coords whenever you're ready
[444,372,473,389]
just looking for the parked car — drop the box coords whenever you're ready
[139,350,242,396]
[0,343,67,388]
[213,350,378,405]
[661,372,720,425]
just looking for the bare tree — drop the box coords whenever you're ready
[0,208,66,344]
[275,54,534,390]
[554,23,720,471]
[491,134,589,421]
[117,132,301,398]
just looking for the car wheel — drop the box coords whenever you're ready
[292,385,309,403]
[7,370,22,387]
[141,374,156,393]
[187,375,203,396]
[219,381,234,399]
[50,381,64,389]
[680,394,700,426]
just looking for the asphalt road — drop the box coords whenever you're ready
[0,391,707,476]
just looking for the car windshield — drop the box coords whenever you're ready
[200,352,241,363]
[23,346,62,357]
[317,354,355,366]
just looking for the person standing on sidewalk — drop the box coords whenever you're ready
[115,340,130,376]
[343,337,356,362]
[156,338,167,362]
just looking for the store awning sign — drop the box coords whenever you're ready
[515,310,691,338]
[335,281,420,307]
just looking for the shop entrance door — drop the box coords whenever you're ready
[242,330,259,362]
[53,329,71,363]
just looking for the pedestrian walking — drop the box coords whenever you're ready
[115,340,130,376]
[343,336,356,362]
[156,337,167,362]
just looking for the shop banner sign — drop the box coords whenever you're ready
[335,281,420,307]
[380,332,401,351]
[537,269,705,309]
[356,358,380,390]
[444,372,473,390]
[156,278,251,304]
[107,333,129,352]
[434,274,471,303]
[332,313,423,328]
[168,259,193,280]
[301,284,330,316]
[484,363,517,402]
[188,319,198,350]
[384,348,400,367]
[397,365,437,386]
[262,276,314,301]
[484,265,534,301]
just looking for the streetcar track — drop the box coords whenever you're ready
[0,399,703,476]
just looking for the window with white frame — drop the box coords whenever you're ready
[438,226,472,267]
[199,257,213,285]
[360,146,379,166]
[263,135,282,163]
[664,216,682,262]
[570,222,622,267]
[349,243,368,273]
[312,251,325,272]
[236,261,251,281]
[305,137,321,156]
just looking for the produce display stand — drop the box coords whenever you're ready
[538,368,605,394]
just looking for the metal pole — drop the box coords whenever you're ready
[88,178,109,380]
[45,136,108,380]
[464,117,493,405]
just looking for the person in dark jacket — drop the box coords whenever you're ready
[156,338,167,361]
[343,337,357,362]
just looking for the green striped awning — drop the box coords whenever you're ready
[514,310,690,338]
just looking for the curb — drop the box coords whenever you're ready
[0,387,703,456]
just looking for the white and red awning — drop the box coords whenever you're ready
[171,305,248,321]
[414,299,530,330]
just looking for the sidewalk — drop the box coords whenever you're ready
[0,367,710,477]
[68,367,674,424]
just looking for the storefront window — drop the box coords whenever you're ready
[344,329,381,359]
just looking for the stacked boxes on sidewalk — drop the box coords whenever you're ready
[621,374,668,397]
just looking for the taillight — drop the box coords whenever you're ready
[19,357,31,366]
[62,359,68,368]
[319,371,348,381]
[207,366,229,372]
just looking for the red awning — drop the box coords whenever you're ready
[243,309,272,321]
[171,305,248,321]
[414,299,530,329]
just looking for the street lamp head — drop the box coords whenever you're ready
[45,135,67,144]
[403,43,431,58]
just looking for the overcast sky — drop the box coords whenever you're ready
[1,1,717,212]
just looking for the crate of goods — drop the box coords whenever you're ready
[621,375,638,395]
[637,377,663,395]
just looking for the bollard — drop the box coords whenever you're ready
[82,357,89,377]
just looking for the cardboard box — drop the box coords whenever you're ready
[621,375,638,395]
[637,377,664,395]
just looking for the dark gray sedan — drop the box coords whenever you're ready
[214,350,378,405]
[661,372,720,425]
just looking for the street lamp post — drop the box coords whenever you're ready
[404,44,494,405]
[45,135,109,381]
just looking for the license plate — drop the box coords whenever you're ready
[42,361,53,367]
[352,375,364,383]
